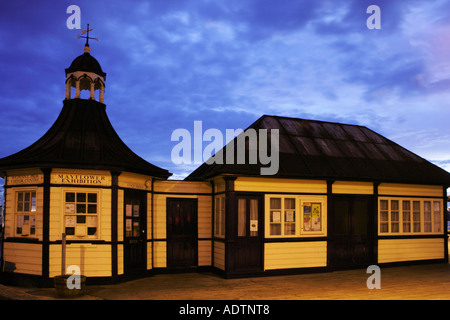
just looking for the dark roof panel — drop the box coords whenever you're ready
[187,115,450,185]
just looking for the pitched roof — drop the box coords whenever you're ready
[186,115,450,186]
[0,99,171,179]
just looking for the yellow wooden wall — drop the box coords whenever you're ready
[264,242,327,270]
[48,186,113,277]
[2,243,42,276]
[378,238,445,263]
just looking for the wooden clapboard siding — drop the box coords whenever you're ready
[378,183,442,197]
[153,241,167,268]
[332,181,373,194]
[198,240,212,266]
[213,241,225,270]
[117,244,124,275]
[264,241,327,270]
[378,238,445,263]
[49,244,112,277]
[3,243,42,275]
[234,177,327,194]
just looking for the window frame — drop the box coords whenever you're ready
[214,195,225,238]
[378,197,443,235]
[14,189,37,237]
[63,189,100,239]
[265,194,327,238]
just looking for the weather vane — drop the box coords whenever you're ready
[77,24,98,47]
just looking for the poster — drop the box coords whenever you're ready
[126,219,132,231]
[66,203,75,214]
[133,205,140,217]
[126,204,132,217]
[65,216,75,227]
[271,211,281,223]
[250,220,258,232]
[303,204,311,231]
[285,210,295,222]
[311,203,321,231]
[87,216,97,228]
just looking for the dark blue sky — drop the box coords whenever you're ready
[0,0,450,186]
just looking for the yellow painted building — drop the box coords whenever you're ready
[0,43,449,286]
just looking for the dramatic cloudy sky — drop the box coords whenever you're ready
[1,0,450,186]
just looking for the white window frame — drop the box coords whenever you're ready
[14,189,37,237]
[378,197,443,235]
[265,195,327,238]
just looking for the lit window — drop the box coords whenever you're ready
[64,191,98,237]
[379,198,442,234]
[15,190,37,236]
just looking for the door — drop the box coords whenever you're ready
[230,196,262,273]
[124,190,147,276]
[166,198,198,269]
[329,196,374,269]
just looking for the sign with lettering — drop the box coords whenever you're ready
[51,173,110,186]
[7,174,43,185]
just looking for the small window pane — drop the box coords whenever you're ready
[77,193,86,203]
[88,193,97,203]
[270,198,281,210]
[77,204,86,214]
[88,204,97,214]
[66,193,75,202]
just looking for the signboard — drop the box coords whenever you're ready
[7,174,43,185]
[52,173,110,185]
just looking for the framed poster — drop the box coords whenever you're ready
[66,203,75,214]
[126,204,132,217]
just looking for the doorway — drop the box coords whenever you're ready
[166,198,198,269]
[328,195,374,269]
[124,190,147,277]
[229,195,263,274]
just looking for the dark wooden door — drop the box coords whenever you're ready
[329,196,374,269]
[230,196,263,273]
[166,198,198,269]
[124,190,147,276]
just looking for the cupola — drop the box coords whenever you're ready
[64,25,106,103]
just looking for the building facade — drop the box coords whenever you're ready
[0,44,449,286]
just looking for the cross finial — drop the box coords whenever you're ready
[77,24,98,49]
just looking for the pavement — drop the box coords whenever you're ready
[0,262,448,301]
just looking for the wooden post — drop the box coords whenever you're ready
[61,233,66,275]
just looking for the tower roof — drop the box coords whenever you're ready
[65,49,106,79]
[0,99,171,178]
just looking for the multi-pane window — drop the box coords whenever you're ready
[379,198,442,234]
[16,191,37,236]
[269,197,297,236]
[214,196,225,237]
[266,195,326,237]
[64,192,98,237]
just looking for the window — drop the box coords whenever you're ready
[15,190,37,236]
[266,195,326,237]
[268,197,296,236]
[64,191,98,237]
[379,198,443,234]
[214,196,225,237]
